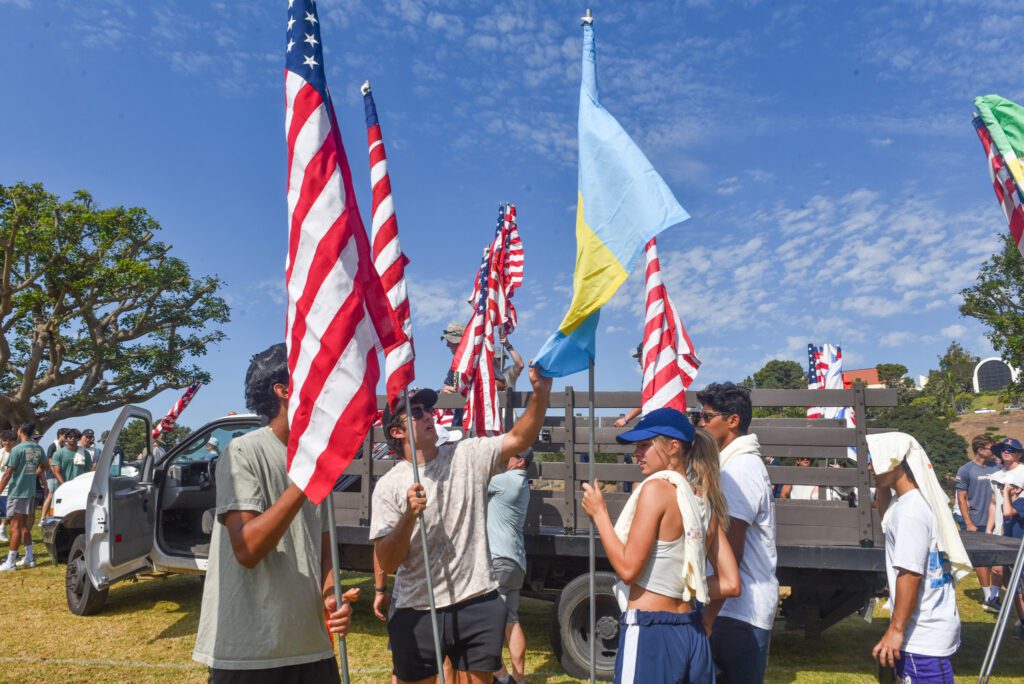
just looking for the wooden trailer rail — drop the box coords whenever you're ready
[334,384,898,550]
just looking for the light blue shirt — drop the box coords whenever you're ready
[486,469,529,571]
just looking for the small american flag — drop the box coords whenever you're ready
[807,344,845,420]
[467,204,522,334]
[639,239,699,415]
[284,0,402,504]
[363,82,414,408]
[152,381,201,439]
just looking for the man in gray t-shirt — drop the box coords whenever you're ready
[372,366,550,683]
[956,434,1002,613]
[193,343,356,683]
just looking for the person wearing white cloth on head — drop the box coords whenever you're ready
[869,432,967,683]
[582,408,739,684]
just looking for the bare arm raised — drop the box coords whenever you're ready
[500,364,552,466]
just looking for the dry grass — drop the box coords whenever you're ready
[2,528,1023,682]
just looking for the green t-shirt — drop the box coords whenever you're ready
[52,447,77,481]
[58,448,93,481]
[6,441,46,499]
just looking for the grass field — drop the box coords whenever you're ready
[2,528,1023,683]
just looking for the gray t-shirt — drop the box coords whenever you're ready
[193,427,332,670]
[369,436,503,610]
[955,460,1002,528]
[487,469,529,571]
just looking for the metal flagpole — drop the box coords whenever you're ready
[588,356,597,684]
[325,495,351,684]
[978,532,1024,683]
[403,388,446,684]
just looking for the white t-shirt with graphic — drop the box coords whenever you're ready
[884,488,961,657]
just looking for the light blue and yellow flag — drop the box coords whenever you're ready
[534,20,689,377]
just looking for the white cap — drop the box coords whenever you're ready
[207,437,219,447]
[434,424,463,447]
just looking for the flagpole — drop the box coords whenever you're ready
[325,494,351,684]
[403,388,446,684]
[588,355,597,684]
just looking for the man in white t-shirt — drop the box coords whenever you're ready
[0,430,15,543]
[696,382,778,683]
[872,458,960,681]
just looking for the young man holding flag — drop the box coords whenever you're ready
[371,366,551,684]
[193,344,356,683]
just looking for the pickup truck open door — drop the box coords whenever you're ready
[86,406,157,589]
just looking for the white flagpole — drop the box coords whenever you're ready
[403,388,446,684]
[588,356,597,684]
[325,494,351,684]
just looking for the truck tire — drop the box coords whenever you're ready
[550,571,619,681]
[66,534,108,616]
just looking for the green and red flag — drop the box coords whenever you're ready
[973,95,1024,254]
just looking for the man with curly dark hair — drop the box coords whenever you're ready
[193,343,356,683]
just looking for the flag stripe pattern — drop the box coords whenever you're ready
[974,115,1024,250]
[451,205,515,436]
[467,203,523,335]
[364,84,415,408]
[284,1,402,504]
[152,381,201,439]
[640,239,699,415]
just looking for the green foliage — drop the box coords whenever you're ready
[752,359,806,389]
[921,342,980,416]
[875,363,911,390]
[961,231,1024,372]
[0,182,229,430]
[102,420,191,460]
[869,405,967,488]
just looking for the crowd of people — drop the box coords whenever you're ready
[0,423,99,572]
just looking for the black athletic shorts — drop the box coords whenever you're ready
[388,590,507,681]
[208,656,340,684]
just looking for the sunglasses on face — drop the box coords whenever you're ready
[698,410,731,425]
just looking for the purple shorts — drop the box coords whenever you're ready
[895,651,953,683]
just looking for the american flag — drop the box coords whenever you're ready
[451,206,515,436]
[284,0,402,504]
[973,115,1024,254]
[152,381,201,439]
[363,82,414,408]
[467,204,523,334]
[639,239,699,415]
[807,344,849,420]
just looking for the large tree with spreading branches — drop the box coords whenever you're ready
[0,182,229,431]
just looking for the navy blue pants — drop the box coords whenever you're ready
[709,616,771,683]
[614,609,714,684]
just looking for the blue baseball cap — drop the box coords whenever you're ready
[992,438,1024,456]
[616,407,696,445]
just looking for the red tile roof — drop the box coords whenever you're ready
[843,368,881,388]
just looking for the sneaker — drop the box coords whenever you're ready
[15,557,34,569]
[0,560,16,572]
[0,528,7,543]
[983,596,1003,614]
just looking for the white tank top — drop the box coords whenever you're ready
[634,535,687,598]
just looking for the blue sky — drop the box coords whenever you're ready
[2,0,1023,437]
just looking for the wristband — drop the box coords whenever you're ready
[375,586,388,593]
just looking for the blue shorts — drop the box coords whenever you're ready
[615,609,714,684]
[895,651,953,683]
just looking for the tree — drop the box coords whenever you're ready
[875,363,910,390]
[102,421,191,460]
[936,341,978,391]
[0,183,229,431]
[961,231,1024,371]
[752,359,806,389]
[869,405,967,490]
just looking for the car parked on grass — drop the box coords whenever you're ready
[42,407,260,615]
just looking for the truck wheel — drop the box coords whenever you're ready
[550,571,619,681]
[66,534,108,616]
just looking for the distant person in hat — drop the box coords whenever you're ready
[193,343,356,682]
[78,429,98,469]
[955,435,1001,613]
[50,428,82,487]
[487,447,534,684]
[440,320,467,393]
[370,363,552,684]
[205,437,220,458]
[581,408,739,683]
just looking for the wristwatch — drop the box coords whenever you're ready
[374,586,388,593]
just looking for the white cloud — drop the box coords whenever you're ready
[880,331,916,348]
[941,323,967,338]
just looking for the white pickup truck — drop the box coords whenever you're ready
[42,407,260,615]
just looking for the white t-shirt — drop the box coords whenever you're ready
[719,450,779,630]
[0,447,9,496]
[884,488,960,657]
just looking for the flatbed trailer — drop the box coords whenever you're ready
[330,385,1021,680]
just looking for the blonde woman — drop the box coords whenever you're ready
[582,408,740,683]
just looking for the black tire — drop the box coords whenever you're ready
[550,571,619,681]
[66,534,108,616]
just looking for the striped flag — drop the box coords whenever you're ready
[152,381,201,439]
[363,82,415,408]
[973,95,1024,255]
[467,203,523,334]
[284,1,403,504]
[451,206,514,436]
[639,239,699,415]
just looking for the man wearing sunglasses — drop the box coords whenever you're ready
[695,382,778,684]
[370,366,552,684]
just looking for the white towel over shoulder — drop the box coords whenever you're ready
[613,470,709,604]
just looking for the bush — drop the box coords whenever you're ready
[869,405,967,490]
